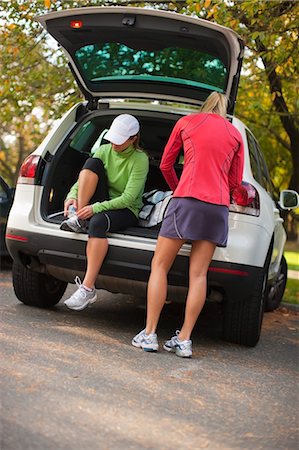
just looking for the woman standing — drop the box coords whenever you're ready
[61,114,149,311]
[132,92,244,357]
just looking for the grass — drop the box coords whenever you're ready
[282,243,298,305]
[284,251,299,271]
[283,278,299,305]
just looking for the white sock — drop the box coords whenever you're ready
[83,285,93,292]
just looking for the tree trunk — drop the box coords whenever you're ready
[255,38,299,192]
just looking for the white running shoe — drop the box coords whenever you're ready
[132,329,159,352]
[64,276,97,311]
[163,330,192,358]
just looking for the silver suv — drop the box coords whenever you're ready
[6,7,298,347]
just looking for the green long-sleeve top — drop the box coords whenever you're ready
[67,143,149,217]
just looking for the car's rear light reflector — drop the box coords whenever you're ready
[18,155,40,184]
[208,267,249,276]
[6,234,28,242]
[70,20,83,29]
[230,182,260,216]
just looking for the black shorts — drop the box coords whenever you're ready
[82,158,137,238]
[88,208,137,238]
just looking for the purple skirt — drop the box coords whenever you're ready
[159,197,229,247]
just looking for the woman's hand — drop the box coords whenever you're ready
[77,205,94,220]
[64,198,77,217]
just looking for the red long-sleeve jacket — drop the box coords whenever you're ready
[160,113,244,208]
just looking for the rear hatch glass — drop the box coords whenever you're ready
[75,41,226,92]
[37,7,244,113]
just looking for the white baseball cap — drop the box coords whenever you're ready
[105,114,140,145]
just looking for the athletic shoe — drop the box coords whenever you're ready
[163,330,192,358]
[64,276,97,311]
[60,215,87,233]
[132,329,159,352]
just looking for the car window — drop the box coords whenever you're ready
[254,141,274,196]
[246,130,273,196]
[75,43,227,92]
[69,120,96,152]
[246,131,261,182]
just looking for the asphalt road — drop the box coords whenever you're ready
[1,263,298,450]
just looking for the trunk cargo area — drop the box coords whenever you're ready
[42,106,183,240]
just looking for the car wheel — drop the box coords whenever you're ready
[223,246,272,347]
[265,256,287,312]
[12,262,67,307]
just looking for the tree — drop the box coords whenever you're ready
[185,0,298,193]
[0,1,81,184]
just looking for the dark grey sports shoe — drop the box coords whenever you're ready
[60,215,87,233]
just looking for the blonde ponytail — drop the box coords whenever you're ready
[200,92,228,117]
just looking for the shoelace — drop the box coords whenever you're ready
[67,214,81,227]
[72,216,81,227]
[170,336,180,346]
[170,331,190,349]
[178,341,190,350]
[169,330,181,346]
[74,276,87,299]
[139,330,155,343]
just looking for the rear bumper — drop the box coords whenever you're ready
[6,228,262,303]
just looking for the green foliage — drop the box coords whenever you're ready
[235,74,292,193]
[0,0,82,183]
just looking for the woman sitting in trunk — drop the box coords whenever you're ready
[60,114,149,311]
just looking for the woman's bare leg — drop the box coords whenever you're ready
[145,236,185,335]
[77,169,99,210]
[82,237,109,289]
[179,240,216,341]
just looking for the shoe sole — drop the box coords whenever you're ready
[64,295,97,311]
[60,222,79,232]
[163,344,192,357]
[131,340,142,348]
[132,341,158,352]
[176,351,192,358]
[163,344,176,353]
[143,346,158,352]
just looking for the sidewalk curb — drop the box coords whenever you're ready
[280,302,299,312]
[288,270,299,280]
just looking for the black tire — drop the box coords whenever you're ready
[223,246,272,347]
[265,255,287,312]
[12,262,67,308]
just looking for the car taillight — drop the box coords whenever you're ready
[230,182,260,216]
[18,155,40,185]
